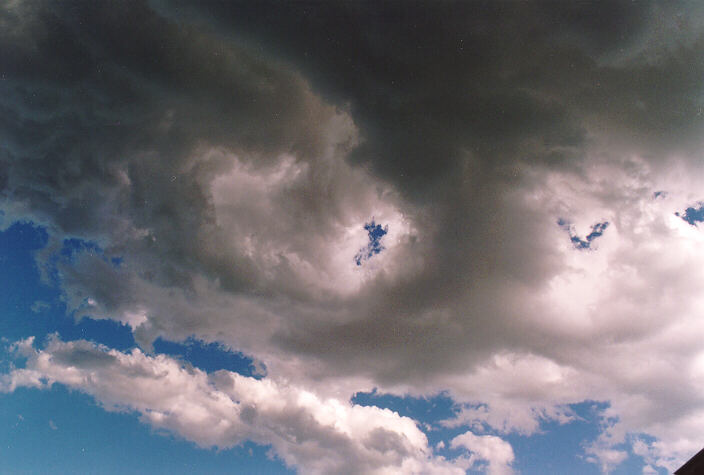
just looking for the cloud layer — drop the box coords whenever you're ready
[2,337,461,474]
[3,0,704,472]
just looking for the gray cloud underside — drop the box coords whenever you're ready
[3,0,704,472]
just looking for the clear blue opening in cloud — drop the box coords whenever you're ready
[152,337,263,378]
[354,220,388,266]
[676,203,704,226]
[558,219,609,250]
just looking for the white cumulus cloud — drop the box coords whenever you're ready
[451,431,515,475]
[1,337,462,475]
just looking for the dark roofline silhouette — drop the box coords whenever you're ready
[675,447,704,474]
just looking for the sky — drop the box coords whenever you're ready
[1,0,704,473]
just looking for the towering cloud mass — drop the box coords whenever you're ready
[2,0,704,472]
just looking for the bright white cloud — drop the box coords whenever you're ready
[450,431,515,475]
[1,337,462,475]
[207,144,418,298]
[432,155,704,471]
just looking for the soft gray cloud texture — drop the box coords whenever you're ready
[3,0,704,472]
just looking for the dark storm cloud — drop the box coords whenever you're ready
[159,0,689,192]
[0,0,341,291]
[2,0,704,379]
[145,1,704,383]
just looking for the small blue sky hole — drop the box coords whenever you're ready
[676,203,704,226]
[152,337,263,378]
[558,219,609,250]
[354,220,388,266]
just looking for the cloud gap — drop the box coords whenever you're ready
[676,203,704,226]
[354,220,388,266]
[152,337,264,379]
[557,219,610,250]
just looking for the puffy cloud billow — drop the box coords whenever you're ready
[1,336,461,474]
[2,0,704,473]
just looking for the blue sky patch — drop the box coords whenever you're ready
[0,220,290,473]
[354,220,388,265]
[0,222,136,351]
[351,392,662,474]
[60,238,102,260]
[676,203,704,226]
[351,389,464,450]
[0,385,293,475]
[351,389,456,425]
[558,219,609,250]
[152,337,263,378]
